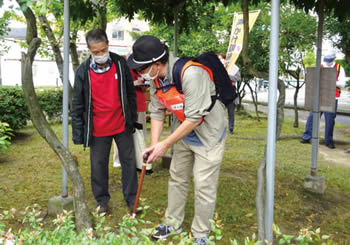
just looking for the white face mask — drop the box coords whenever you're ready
[93,52,109,65]
[140,64,159,81]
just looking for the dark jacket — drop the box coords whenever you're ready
[72,52,137,147]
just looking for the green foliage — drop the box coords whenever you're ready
[0,121,13,153]
[0,86,64,130]
[0,205,335,245]
[290,0,350,21]
[0,10,11,37]
[37,88,63,121]
[324,14,350,80]
[0,86,30,130]
[147,2,242,57]
[0,10,11,55]
[304,49,316,67]
[0,204,224,244]
[274,224,334,245]
[279,4,317,78]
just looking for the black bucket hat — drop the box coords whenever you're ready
[127,35,167,70]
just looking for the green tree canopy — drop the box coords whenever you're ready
[290,0,350,20]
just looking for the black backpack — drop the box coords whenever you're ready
[172,51,237,105]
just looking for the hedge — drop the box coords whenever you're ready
[0,86,63,131]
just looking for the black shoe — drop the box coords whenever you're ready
[300,138,310,144]
[96,204,108,214]
[152,223,182,240]
[229,130,234,135]
[326,143,335,149]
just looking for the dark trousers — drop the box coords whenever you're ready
[225,102,235,133]
[302,100,338,145]
[90,130,138,206]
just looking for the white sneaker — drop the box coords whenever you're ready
[113,161,121,168]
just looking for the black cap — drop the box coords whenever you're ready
[127,35,167,70]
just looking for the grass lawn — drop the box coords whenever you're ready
[0,111,350,244]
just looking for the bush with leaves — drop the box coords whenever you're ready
[0,204,335,245]
[0,121,13,154]
[0,204,224,245]
[0,86,64,130]
[36,88,63,121]
[0,86,30,130]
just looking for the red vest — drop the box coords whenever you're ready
[90,63,125,136]
[130,69,147,112]
[322,63,341,98]
[154,61,214,122]
[335,63,341,98]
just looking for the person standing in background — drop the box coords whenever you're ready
[300,49,347,149]
[218,53,240,134]
[113,68,148,167]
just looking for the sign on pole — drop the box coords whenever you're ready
[225,10,260,74]
[304,67,336,113]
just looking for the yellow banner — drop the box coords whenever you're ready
[225,10,260,74]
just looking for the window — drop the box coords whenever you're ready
[112,30,124,40]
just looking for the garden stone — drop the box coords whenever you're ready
[48,195,74,215]
[304,174,326,194]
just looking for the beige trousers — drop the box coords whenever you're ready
[165,138,225,238]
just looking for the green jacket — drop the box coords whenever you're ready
[72,52,137,147]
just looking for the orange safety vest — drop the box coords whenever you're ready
[154,61,214,122]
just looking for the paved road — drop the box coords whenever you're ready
[243,86,350,126]
[243,102,350,127]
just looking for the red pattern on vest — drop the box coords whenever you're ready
[335,63,341,98]
[322,63,341,98]
[154,61,214,122]
[90,63,125,136]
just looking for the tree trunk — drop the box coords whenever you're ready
[293,81,300,128]
[38,15,73,108]
[241,0,285,136]
[276,79,286,138]
[70,29,80,74]
[38,15,64,82]
[247,82,260,121]
[237,78,248,112]
[18,2,92,231]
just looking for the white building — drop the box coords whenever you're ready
[0,17,149,87]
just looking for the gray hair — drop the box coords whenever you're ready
[85,29,108,47]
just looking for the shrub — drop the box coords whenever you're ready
[0,86,64,130]
[0,204,335,245]
[0,204,224,245]
[0,86,30,130]
[36,88,63,121]
[0,121,13,153]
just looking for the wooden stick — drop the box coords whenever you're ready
[132,163,147,217]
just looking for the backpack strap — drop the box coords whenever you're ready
[180,61,214,83]
[173,58,217,113]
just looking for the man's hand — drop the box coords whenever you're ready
[142,141,170,163]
